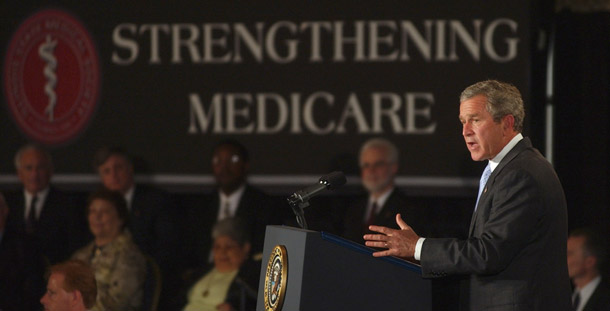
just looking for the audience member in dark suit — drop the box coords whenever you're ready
[93,147,178,268]
[185,140,279,270]
[567,228,610,311]
[0,192,45,311]
[365,80,572,310]
[343,138,461,311]
[4,144,88,264]
[342,138,430,243]
[93,146,180,308]
[178,218,259,311]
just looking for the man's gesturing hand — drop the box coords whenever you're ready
[363,213,420,259]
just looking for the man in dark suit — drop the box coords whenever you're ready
[364,80,572,310]
[93,147,178,269]
[342,138,429,243]
[4,144,88,264]
[185,140,279,269]
[0,192,46,311]
[567,228,610,311]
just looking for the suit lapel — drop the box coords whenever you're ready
[37,188,56,226]
[378,189,398,221]
[468,138,533,236]
[14,192,26,225]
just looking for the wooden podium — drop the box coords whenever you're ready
[257,225,431,311]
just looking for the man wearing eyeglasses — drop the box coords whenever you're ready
[185,139,279,270]
[342,138,429,244]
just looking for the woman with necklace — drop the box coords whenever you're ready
[181,217,259,311]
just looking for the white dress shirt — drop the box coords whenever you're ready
[217,184,246,221]
[24,187,50,220]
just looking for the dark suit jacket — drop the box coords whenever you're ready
[4,187,88,264]
[129,184,178,270]
[342,188,431,243]
[420,138,572,311]
[583,280,610,311]
[184,184,279,269]
[0,228,46,311]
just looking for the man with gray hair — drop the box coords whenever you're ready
[4,144,88,264]
[365,80,572,310]
[342,138,427,243]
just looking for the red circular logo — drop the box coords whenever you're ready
[4,9,100,145]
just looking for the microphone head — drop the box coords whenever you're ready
[319,171,346,190]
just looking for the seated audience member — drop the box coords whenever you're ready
[342,138,430,243]
[40,260,97,311]
[92,146,177,270]
[567,228,610,311]
[72,189,146,311]
[181,217,259,311]
[0,192,45,311]
[4,144,88,264]
[93,146,180,310]
[185,140,280,269]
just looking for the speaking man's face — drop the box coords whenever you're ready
[459,95,508,161]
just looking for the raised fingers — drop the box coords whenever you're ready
[395,213,410,230]
[367,224,393,235]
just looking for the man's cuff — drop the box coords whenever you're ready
[414,237,426,261]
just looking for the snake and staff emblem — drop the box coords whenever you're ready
[38,35,58,122]
[4,9,100,145]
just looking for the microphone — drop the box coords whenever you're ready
[288,171,346,205]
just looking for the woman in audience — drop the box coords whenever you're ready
[182,217,259,311]
[72,189,146,311]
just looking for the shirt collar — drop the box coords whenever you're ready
[489,133,523,172]
[219,184,246,206]
[24,186,50,201]
[575,275,601,311]
[369,187,394,211]
[24,187,50,219]
[124,185,135,211]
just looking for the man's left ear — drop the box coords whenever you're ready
[502,114,515,132]
[70,290,83,306]
[585,256,597,270]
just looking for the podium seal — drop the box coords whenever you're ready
[264,245,288,311]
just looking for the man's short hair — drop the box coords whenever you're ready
[213,139,250,163]
[14,143,53,170]
[460,80,525,133]
[48,260,97,308]
[359,138,399,165]
[92,146,131,170]
[570,227,607,271]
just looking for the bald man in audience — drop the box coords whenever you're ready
[0,192,45,311]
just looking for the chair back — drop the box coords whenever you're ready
[142,255,162,311]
